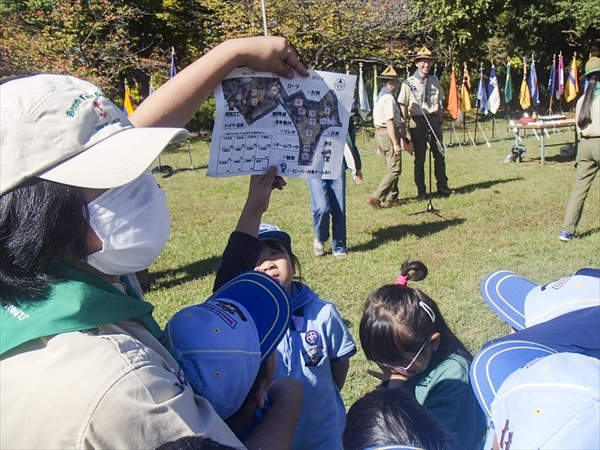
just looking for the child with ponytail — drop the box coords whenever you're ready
[359,260,487,448]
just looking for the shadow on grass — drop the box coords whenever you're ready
[452,177,524,195]
[350,218,466,253]
[579,227,600,239]
[148,255,221,291]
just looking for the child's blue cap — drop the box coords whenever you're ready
[164,271,291,420]
[481,270,600,330]
[258,223,292,247]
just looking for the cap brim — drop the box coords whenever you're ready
[481,270,537,330]
[38,127,189,189]
[258,230,292,246]
[576,267,600,278]
[209,271,291,362]
[470,340,558,416]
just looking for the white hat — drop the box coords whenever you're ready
[1,74,189,195]
[491,352,600,449]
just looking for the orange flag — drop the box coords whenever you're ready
[564,54,579,103]
[124,86,136,116]
[447,69,459,120]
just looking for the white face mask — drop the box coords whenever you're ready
[86,170,171,276]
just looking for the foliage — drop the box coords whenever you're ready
[200,0,419,71]
[0,0,214,98]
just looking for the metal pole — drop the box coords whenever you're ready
[261,0,268,36]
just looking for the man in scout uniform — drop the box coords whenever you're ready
[366,66,412,209]
[398,47,452,199]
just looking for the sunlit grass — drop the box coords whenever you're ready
[146,120,599,407]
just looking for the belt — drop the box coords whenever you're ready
[375,126,387,130]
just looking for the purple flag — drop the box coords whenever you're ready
[529,60,539,106]
[170,49,177,78]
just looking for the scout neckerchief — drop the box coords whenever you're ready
[0,262,161,356]
[412,70,430,109]
[377,85,396,101]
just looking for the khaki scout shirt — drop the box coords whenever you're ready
[0,320,244,449]
[398,75,444,125]
[373,91,402,128]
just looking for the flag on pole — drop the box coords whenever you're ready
[123,85,136,116]
[519,61,531,110]
[564,54,579,102]
[529,59,539,106]
[504,60,513,104]
[556,52,564,100]
[460,63,472,112]
[358,63,371,120]
[372,65,378,110]
[476,66,489,114]
[170,48,177,78]
[447,68,459,120]
[548,55,556,99]
[487,64,501,114]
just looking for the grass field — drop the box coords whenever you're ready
[144,119,599,407]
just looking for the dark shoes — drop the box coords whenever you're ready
[366,196,381,210]
[437,186,453,197]
[415,192,427,200]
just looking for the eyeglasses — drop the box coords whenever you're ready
[384,336,430,376]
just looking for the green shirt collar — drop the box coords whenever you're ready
[1,262,161,356]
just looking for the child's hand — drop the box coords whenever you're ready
[367,364,408,388]
[247,166,286,213]
[235,166,286,237]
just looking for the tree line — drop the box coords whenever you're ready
[2,0,597,125]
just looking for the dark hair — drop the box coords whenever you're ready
[156,436,237,450]
[0,179,88,304]
[343,388,458,450]
[359,260,472,370]
[260,239,303,282]
[577,74,597,130]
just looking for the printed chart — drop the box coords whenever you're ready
[208,68,356,180]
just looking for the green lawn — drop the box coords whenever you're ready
[145,119,599,407]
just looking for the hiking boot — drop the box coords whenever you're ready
[313,239,325,256]
[558,230,575,242]
[437,186,453,196]
[366,196,381,210]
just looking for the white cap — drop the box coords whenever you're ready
[1,74,189,195]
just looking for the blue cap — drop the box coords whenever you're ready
[164,271,291,419]
[258,223,292,247]
[481,270,600,330]
[470,340,558,417]
[490,353,600,448]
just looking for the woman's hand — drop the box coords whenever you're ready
[234,36,309,79]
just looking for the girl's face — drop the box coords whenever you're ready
[255,242,294,294]
[391,332,441,379]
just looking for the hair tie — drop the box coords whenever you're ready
[395,274,409,287]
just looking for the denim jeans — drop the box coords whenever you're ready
[307,170,346,254]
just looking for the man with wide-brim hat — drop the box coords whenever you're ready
[558,55,600,241]
[398,46,452,200]
[366,65,413,210]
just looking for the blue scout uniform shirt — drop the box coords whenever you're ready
[275,281,356,450]
[405,353,487,449]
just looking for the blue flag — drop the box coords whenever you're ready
[548,57,556,99]
[487,65,501,114]
[529,60,539,106]
[170,48,177,78]
[358,65,371,120]
[476,68,489,114]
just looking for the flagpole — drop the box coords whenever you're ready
[260,0,268,36]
